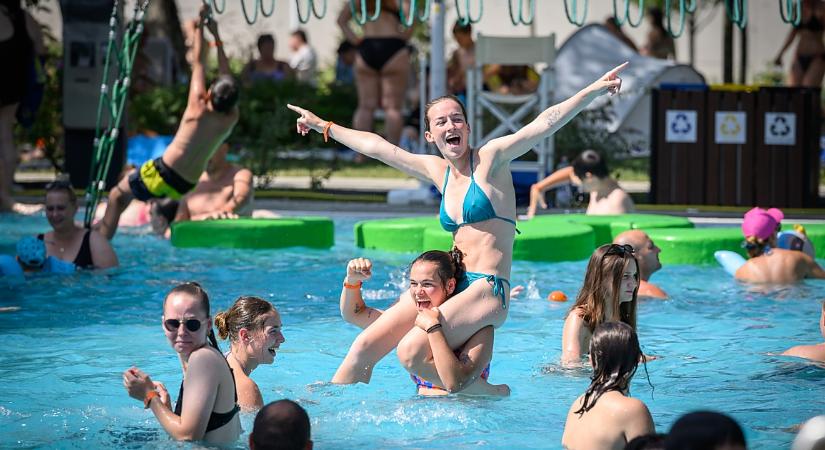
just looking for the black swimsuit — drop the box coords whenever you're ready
[357,9,409,72]
[36,230,94,269]
[173,359,240,433]
[796,15,825,72]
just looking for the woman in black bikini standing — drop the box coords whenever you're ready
[775,0,825,87]
[123,282,241,444]
[337,0,412,145]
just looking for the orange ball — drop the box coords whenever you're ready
[548,290,568,302]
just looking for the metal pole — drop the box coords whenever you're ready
[429,0,446,99]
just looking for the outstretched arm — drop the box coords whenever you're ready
[187,6,209,107]
[487,63,628,166]
[525,166,574,219]
[204,16,230,76]
[288,104,442,182]
[340,258,383,328]
[416,307,494,393]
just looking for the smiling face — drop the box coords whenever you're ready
[409,261,455,311]
[424,98,470,160]
[163,292,210,356]
[45,191,77,232]
[250,311,285,365]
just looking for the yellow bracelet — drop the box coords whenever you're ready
[343,280,362,290]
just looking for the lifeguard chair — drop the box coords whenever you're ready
[466,34,556,181]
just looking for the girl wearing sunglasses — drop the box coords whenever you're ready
[122,282,241,444]
[340,250,509,396]
[561,243,640,366]
[562,321,654,449]
[215,296,285,410]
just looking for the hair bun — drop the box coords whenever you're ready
[214,311,229,340]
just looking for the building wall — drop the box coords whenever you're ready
[32,1,796,85]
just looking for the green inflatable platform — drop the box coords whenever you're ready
[171,217,334,249]
[645,227,746,265]
[354,213,695,263]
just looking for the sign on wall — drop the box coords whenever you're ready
[764,112,796,146]
[714,111,747,144]
[665,110,697,143]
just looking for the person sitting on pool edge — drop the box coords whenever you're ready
[782,300,825,363]
[561,243,640,366]
[613,230,667,299]
[562,322,654,450]
[339,251,509,395]
[97,5,239,241]
[735,207,825,283]
[215,296,285,410]
[249,399,312,450]
[525,150,634,218]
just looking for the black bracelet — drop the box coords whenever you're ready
[426,323,442,334]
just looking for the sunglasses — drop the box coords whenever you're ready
[164,317,208,333]
[604,243,635,257]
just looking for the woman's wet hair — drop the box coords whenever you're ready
[424,95,468,132]
[214,296,276,341]
[410,247,466,291]
[164,282,220,350]
[570,243,639,332]
[209,75,240,113]
[575,321,648,416]
[664,411,746,450]
[45,179,77,205]
[572,150,609,180]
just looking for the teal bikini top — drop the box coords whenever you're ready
[439,150,518,233]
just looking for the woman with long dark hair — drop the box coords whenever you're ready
[123,282,241,444]
[562,321,654,450]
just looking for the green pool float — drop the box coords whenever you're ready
[171,217,334,249]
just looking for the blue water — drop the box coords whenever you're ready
[1,212,824,449]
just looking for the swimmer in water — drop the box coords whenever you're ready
[339,250,509,395]
[562,244,640,366]
[290,62,628,385]
[562,321,654,450]
[782,300,825,363]
[215,296,285,410]
[735,207,825,284]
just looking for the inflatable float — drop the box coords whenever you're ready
[171,217,334,249]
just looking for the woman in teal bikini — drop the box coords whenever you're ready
[289,62,627,387]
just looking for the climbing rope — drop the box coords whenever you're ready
[455,0,483,26]
[209,0,226,14]
[563,0,588,27]
[350,0,382,25]
[664,0,697,38]
[399,0,430,27]
[260,0,276,17]
[725,0,748,30]
[508,0,535,26]
[296,0,327,24]
[779,0,802,26]
[613,0,645,28]
[84,0,149,228]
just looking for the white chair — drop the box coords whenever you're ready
[466,34,556,178]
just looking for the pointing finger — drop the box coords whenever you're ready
[287,104,305,115]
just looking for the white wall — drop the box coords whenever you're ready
[31,1,796,85]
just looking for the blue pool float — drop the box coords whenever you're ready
[714,251,746,277]
[0,254,24,277]
[0,254,76,277]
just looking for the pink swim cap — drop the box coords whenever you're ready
[742,207,783,240]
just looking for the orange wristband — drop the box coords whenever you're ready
[209,40,222,47]
[144,391,159,409]
[323,121,334,143]
[343,280,362,290]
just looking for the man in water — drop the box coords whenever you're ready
[97,5,239,240]
[249,400,312,450]
[613,230,667,298]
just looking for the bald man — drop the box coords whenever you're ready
[613,230,667,299]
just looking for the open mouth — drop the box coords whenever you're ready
[415,300,432,310]
[268,345,278,356]
[445,135,461,146]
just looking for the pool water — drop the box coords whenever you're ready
[1,213,824,449]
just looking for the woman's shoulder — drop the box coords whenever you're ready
[189,346,227,368]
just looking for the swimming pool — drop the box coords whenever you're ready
[1,212,823,449]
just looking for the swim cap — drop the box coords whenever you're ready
[16,236,46,268]
[742,207,782,240]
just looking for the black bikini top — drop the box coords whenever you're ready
[174,359,240,433]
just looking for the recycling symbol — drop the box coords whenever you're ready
[671,113,692,134]
[769,116,791,136]
[720,114,741,136]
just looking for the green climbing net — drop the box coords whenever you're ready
[83,0,149,228]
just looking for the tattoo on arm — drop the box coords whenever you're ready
[545,108,561,128]
[367,309,373,318]
[354,303,363,314]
